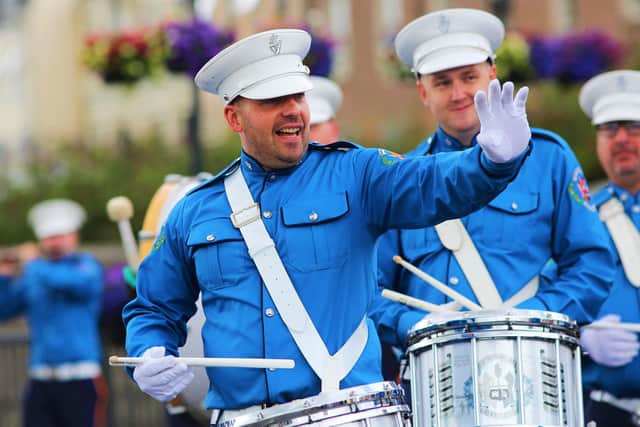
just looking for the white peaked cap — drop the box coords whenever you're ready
[395,8,504,75]
[194,29,314,104]
[28,199,87,240]
[579,70,640,125]
[307,76,343,125]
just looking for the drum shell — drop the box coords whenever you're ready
[407,309,583,427]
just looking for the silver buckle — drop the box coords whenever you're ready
[230,204,260,228]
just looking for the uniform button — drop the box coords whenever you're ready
[608,187,614,193]
[263,211,272,219]
[309,212,318,221]
[206,234,215,241]
[269,174,276,181]
[633,205,640,213]
[446,139,452,146]
[244,161,253,170]
[449,276,459,285]
[265,308,275,317]
[511,202,518,211]
[621,193,629,201]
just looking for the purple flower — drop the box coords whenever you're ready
[164,19,235,78]
[529,30,625,84]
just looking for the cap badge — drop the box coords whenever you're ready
[269,34,282,55]
[437,15,450,34]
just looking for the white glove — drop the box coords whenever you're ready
[474,79,531,163]
[132,346,195,402]
[581,314,640,367]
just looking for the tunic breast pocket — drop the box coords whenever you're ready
[479,191,540,249]
[187,219,253,291]
[280,192,350,272]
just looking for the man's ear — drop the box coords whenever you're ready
[489,63,497,80]
[417,77,430,108]
[224,104,243,132]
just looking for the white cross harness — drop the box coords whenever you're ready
[224,167,368,392]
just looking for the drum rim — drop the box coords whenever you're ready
[407,309,578,347]
[218,381,407,427]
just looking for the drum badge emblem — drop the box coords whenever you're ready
[269,34,282,55]
[471,354,533,418]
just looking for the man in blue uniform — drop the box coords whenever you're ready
[370,9,613,359]
[122,28,532,425]
[577,70,640,426]
[0,199,106,427]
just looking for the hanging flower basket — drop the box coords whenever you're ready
[83,27,167,84]
[163,19,235,78]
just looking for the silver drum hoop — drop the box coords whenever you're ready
[218,381,410,427]
[407,309,578,350]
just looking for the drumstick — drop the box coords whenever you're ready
[381,289,450,312]
[106,196,140,272]
[584,321,640,333]
[109,355,295,369]
[392,255,483,311]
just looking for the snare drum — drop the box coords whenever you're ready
[407,309,583,427]
[218,381,411,427]
[138,173,212,423]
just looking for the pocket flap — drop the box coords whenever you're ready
[488,191,539,215]
[282,192,349,226]
[187,218,242,246]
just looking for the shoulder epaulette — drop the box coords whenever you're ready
[187,158,241,195]
[309,140,362,151]
[530,127,571,150]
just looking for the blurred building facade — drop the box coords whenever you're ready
[2,0,640,163]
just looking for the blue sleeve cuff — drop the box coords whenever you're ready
[398,310,428,349]
[479,143,531,178]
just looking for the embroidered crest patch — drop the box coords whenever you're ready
[378,148,405,166]
[568,167,595,211]
[152,230,166,251]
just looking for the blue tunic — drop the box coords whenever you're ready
[0,253,104,367]
[581,183,640,398]
[123,141,525,409]
[371,127,614,348]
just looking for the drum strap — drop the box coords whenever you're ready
[435,218,539,309]
[599,197,640,287]
[435,219,503,308]
[224,167,368,392]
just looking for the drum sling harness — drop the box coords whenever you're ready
[435,218,539,309]
[599,197,640,287]
[224,167,368,392]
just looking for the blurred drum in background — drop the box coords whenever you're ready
[137,173,212,424]
[407,309,583,427]
[218,381,411,427]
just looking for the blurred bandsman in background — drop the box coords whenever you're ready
[577,70,640,427]
[0,199,107,427]
[371,8,614,385]
[307,75,343,145]
[121,27,532,425]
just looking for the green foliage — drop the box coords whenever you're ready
[526,81,603,180]
[0,136,240,245]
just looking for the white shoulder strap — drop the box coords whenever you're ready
[435,219,503,308]
[599,197,640,287]
[223,167,368,391]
